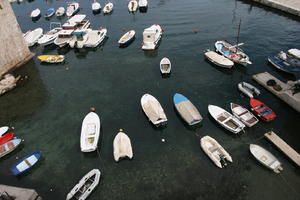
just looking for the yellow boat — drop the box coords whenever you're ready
[37,55,65,63]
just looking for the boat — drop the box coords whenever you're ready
[142,24,162,50]
[173,93,203,125]
[84,28,107,48]
[69,29,89,48]
[56,7,65,17]
[250,98,276,122]
[66,169,101,200]
[92,0,101,12]
[0,126,9,136]
[80,112,100,152]
[215,40,252,66]
[66,2,80,17]
[204,49,234,68]
[268,51,300,74]
[160,57,171,74]
[250,144,283,173]
[37,22,62,46]
[62,14,90,30]
[230,103,259,127]
[200,135,232,168]
[10,151,42,176]
[30,8,41,19]
[44,8,55,18]
[37,55,65,63]
[208,105,245,134]
[103,2,113,14]
[141,94,167,127]
[118,30,135,47]
[128,0,138,12]
[113,129,133,162]
[54,30,74,47]
[288,48,300,60]
[0,132,14,145]
[238,82,260,98]
[0,139,22,158]
[138,0,148,9]
[23,28,43,47]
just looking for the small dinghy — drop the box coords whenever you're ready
[30,8,41,19]
[142,24,162,50]
[80,112,100,152]
[268,51,300,74]
[56,7,65,17]
[138,0,148,9]
[204,49,234,68]
[113,129,133,162]
[230,103,258,127]
[288,48,300,60]
[10,151,42,176]
[141,94,167,127]
[201,135,232,168]
[118,30,135,47]
[250,144,283,173]
[0,139,22,158]
[128,0,138,12]
[173,93,203,125]
[160,57,171,74]
[38,55,65,63]
[250,98,276,122]
[44,8,55,18]
[66,169,101,200]
[92,0,101,12]
[103,2,113,14]
[66,2,80,17]
[84,28,107,48]
[208,105,245,134]
[238,82,260,98]
[38,23,62,46]
[23,28,43,47]
[0,126,9,137]
[0,132,14,145]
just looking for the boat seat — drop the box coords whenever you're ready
[208,145,219,153]
[25,159,32,167]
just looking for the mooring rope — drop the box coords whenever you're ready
[279,173,300,198]
[96,148,106,172]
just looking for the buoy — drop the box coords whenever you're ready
[119,128,124,132]
[192,29,200,33]
[89,107,96,111]
[16,157,18,159]
[50,188,53,192]
[161,138,166,142]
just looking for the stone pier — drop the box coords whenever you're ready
[0,185,42,200]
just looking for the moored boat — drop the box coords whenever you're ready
[38,55,65,63]
[230,103,258,127]
[37,23,62,46]
[54,30,74,48]
[92,0,101,12]
[268,51,300,74]
[30,8,41,19]
[288,48,300,60]
[118,30,135,47]
[128,0,138,12]
[80,112,100,152]
[56,7,65,17]
[0,132,14,145]
[44,8,55,18]
[103,2,113,14]
[113,129,133,162]
[138,0,148,10]
[142,24,162,50]
[10,151,42,176]
[0,126,9,136]
[23,28,43,47]
[238,82,260,98]
[0,139,22,158]
[69,29,89,48]
[84,28,107,48]
[250,98,276,122]
[160,57,171,74]
[66,2,80,17]
[204,49,234,68]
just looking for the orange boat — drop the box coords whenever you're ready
[250,98,276,122]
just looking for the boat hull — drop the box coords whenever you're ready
[10,151,42,176]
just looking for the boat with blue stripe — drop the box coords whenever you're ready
[44,8,55,18]
[10,151,42,176]
[268,51,300,74]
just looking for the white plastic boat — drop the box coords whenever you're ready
[0,139,22,158]
[56,7,65,17]
[118,30,135,46]
[238,82,260,98]
[288,48,300,60]
[54,30,74,48]
[0,126,9,136]
[128,0,138,12]
[204,50,234,68]
[113,129,133,162]
[84,28,107,48]
[80,112,100,152]
[66,169,101,200]
[66,2,80,17]
[201,135,232,168]
[138,0,148,8]
[142,24,162,50]
[37,23,62,46]
[103,2,113,14]
[92,0,101,12]
[160,57,171,74]
[23,28,43,47]
[30,8,40,18]
[230,103,258,127]
[69,29,89,48]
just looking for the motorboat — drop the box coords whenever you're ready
[268,51,300,74]
[204,49,234,68]
[142,24,162,50]
[56,7,65,17]
[62,14,90,30]
[69,29,89,48]
[80,112,100,152]
[66,2,80,17]
[54,29,74,48]
[37,22,62,46]
[84,28,107,48]
[230,103,259,127]
[250,98,276,122]
[92,0,101,12]
[128,0,138,12]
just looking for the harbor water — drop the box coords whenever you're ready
[1,0,300,199]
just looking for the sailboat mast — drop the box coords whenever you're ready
[236,19,241,52]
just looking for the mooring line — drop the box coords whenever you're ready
[279,173,300,198]
[96,148,106,172]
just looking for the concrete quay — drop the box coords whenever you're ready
[0,185,42,200]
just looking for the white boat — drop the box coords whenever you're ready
[208,105,245,134]
[142,24,162,50]
[230,103,258,127]
[84,28,107,48]
[69,29,89,48]
[204,50,234,68]
[38,23,62,46]
[0,139,22,158]
[138,0,148,8]
[56,7,65,17]
[113,129,133,162]
[23,28,43,47]
[103,2,113,14]
[30,8,41,19]
[62,15,90,30]
[288,48,300,60]
[80,112,100,152]
[141,94,167,127]
[250,144,283,173]
[200,136,232,168]
[92,0,101,12]
[128,0,138,12]
[118,30,135,46]
[66,2,80,17]
[160,57,171,74]
[66,169,101,200]
[238,82,260,98]
[0,126,9,136]
[54,30,74,48]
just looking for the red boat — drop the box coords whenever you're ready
[250,98,276,122]
[0,132,14,145]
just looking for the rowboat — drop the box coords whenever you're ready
[201,135,232,168]
[230,103,258,127]
[10,151,42,176]
[173,93,203,125]
[141,94,167,127]
[208,105,245,134]
[142,24,162,50]
[113,129,133,162]
[103,2,113,14]
[56,7,65,17]
[80,112,100,152]
[118,30,135,47]
[268,51,300,74]
[37,23,62,46]
[128,0,138,12]
[66,2,80,17]
[238,82,260,98]
[0,139,22,158]
[44,8,55,18]
[0,132,14,145]
[37,55,65,63]
[160,57,171,74]
[250,98,276,122]
[30,8,41,19]
[23,28,43,47]
[204,49,234,68]
[250,144,283,173]
[84,28,107,48]
[0,126,9,136]
[66,169,101,200]
[92,0,101,12]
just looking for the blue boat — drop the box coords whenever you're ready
[268,51,300,74]
[44,8,55,18]
[10,151,42,176]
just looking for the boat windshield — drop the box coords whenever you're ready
[260,108,273,116]
[254,105,264,110]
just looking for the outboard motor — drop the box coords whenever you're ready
[219,154,227,167]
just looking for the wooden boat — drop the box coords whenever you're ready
[208,105,245,134]
[0,139,22,158]
[103,2,113,14]
[44,8,55,18]
[230,103,258,127]
[250,98,276,122]
[80,112,100,152]
[66,2,80,17]
[204,49,234,68]
[37,55,65,63]
[56,7,65,17]
[66,169,101,200]
[238,82,260,98]
[142,24,162,50]
[10,151,42,176]
[30,8,41,19]
[84,28,107,48]
[288,48,300,60]
[37,23,62,46]
[173,93,203,125]
[113,129,133,162]
[92,0,101,12]
[23,28,43,47]
[118,30,135,47]
[0,132,14,145]
[141,94,167,127]
[128,0,138,12]
[200,135,232,168]
[160,57,171,74]
[250,144,283,173]
[268,51,300,74]
[0,126,9,136]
